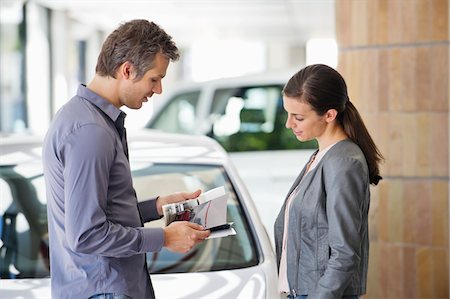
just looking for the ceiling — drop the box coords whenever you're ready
[34,0,336,46]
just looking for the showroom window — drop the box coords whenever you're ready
[0,2,26,133]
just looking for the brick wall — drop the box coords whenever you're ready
[335,1,449,298]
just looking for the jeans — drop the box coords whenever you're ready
[289,296,359,299]
[88,294,132,299]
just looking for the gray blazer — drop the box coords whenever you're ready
[274,139,370,299]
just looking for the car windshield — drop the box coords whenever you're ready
[0,161,258,279]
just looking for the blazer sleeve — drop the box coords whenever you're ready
[310,155,369,299]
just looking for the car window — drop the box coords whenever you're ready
[209,85,317,151]
[0,161,258,279]
[131,163,259,273]
[0,163,49,279]
[151,91,200,134]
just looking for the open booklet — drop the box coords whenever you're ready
[162,186,236,239]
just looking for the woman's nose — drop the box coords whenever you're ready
[285,114,293,129]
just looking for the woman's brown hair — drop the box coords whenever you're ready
[283,64,384,185]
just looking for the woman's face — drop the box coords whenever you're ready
[283,96,327,142]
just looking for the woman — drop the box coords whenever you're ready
[274,64,383,299]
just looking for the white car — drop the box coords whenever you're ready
[145,72,316,239]
[0,130,281,299]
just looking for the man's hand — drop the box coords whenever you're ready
[156,189,202,216]
[163,221,210,253]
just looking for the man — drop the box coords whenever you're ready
[42,20,210,299]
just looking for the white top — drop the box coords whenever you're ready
[278,142,338,294]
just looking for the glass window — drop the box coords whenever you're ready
[0,161,258,278]
[0,3,26,133]
[0,164,49,279]
[131,163,259,273]
[210,85,317,151]
[151,91,200,134]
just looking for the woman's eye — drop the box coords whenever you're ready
[295,117,304,121]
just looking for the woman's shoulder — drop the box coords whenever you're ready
[327,139,363,158]
[323,139,367,170]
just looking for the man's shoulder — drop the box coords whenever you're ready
[47,96,115,146]
[55,96,110,127]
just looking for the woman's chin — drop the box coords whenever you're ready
[295,135,306,142]
[296,135,312,143]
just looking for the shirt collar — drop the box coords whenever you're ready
[77,84,125,122]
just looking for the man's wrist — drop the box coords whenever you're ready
[140,227,165,252]
[155,196,163,215]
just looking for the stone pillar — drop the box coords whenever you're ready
[336,1,449,298]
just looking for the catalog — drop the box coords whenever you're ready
[162,186,236,239]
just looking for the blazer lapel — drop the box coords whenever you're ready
[283,149,318,202]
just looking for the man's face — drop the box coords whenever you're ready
[120,52,170,109]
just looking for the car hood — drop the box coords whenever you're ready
[1,278,51,299]
[0,267,271,299]
[153,267,269,299]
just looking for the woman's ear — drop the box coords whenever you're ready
[325,109,338,123]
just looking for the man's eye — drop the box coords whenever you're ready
[295,117,304,121]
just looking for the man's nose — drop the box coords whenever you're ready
[153,81,163,94]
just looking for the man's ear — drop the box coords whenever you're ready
[325,109,338,123]
[118,61,135,80]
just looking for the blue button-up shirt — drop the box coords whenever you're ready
[43,85,164,299]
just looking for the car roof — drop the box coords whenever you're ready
[0,130,229,166]
[161,69,295,94]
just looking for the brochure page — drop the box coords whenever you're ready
[162,186,236,238]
